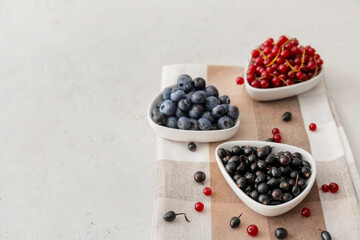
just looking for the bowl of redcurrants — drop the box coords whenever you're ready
[148,74,240,142]
[215,140,316,216]
[244,35,324,101]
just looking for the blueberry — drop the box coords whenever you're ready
[186,91,195,102]
[175,108,186,118]
[170,88,186,102]
[205,85,219,98]
[201,111,215,123]
[178,99,192,112]
[193,77,206,90]
[159,100,176,116]
[190,90,207,104]
[211,123,218,130]
[205,96,220,111]
[156,99,163,108]
[177,116,191,130]
[212,105,226,118]
[189,118,199,130]
[189,105,204,119]
[228,105,239,119]
[166,117,178,128]
[152,108,160,116]
[198,118,212,130]
[221,104,229,113]
[162,87,172,100]
[177,74,193,93]
[217,115,234,129]
[220,95,230,104]
[152,111,166,125]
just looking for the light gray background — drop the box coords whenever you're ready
[0,0,359,239]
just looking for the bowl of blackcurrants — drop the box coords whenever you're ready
[215,140,316,216]
[244,35,324,101]
[148,74,240,142]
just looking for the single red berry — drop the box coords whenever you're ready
[278,64,287,73]
[251,49,260,58]
[280,49,290,58]
[236,76,244,85]
[294,57,302,65]
[286,79,293,85]
[328,183,339,193]
[276,56,285,64]
[267,37,274,43]
[279,73,287,80]
[292,38,299,46]
[261,71,271,80]
[194,202,204,212]
[277,35,288,46]
[288,71,296,79]
[254,57,264,66]
[251,80,260,88]
[248,65,256,74]
[307,61,315,70]
[256,66,265,74]
[296,72,304,80]
[272,128,280,135]
[260,79,269,88]
[284,42,293,50]
[306,47,315,56]
[272,70,280,76]
[264,47,271,55]
[264,59,271,66]
[291,46,299,55]
[247,224,259,236]
[203,187,212,196]
[317,58,324,66]
[321,184,329,192]
[309,123,317,131]
[273,134,281,143]
[267,53,274,60]
[271,46,279,55]
[272,77,280,86]
[302,207,311,217]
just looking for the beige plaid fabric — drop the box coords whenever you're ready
[151,65,360,239]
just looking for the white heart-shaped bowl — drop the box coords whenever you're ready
[215,140,316,217]
[244,58,324,101]
[148,92,240,142]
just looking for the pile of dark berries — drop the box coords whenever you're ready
[218,145,312,205]
[152,74,239,130]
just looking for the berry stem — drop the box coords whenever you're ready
[270,73,289,86]
[257,49,268,60]
[238,213,243,218]
[295,174,299,186]
[313,55,319,77]
[176,213,190,222]
[285,59,297,72]
[265,50,280,67]
[281,40,289,51]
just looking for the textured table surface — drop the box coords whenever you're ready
[0,0,359,239]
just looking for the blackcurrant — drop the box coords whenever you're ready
[163,211,190,222]
[188,142,196,152]
[282,112,292,122]
[275,227,288,239]
[194,171,206,183]
[230,214,243,228]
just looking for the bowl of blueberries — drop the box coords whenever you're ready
[215,140,316,216]
[148,74,240,142]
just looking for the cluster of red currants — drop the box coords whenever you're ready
[247,35,324,88]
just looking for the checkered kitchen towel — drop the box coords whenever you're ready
[151,64,360,239]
